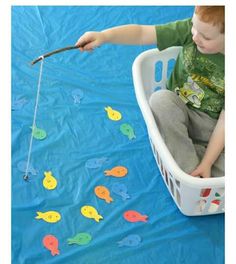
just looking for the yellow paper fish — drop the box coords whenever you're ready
[35,211,61,223]
[43,171,57,190]
[104,106,122,121]
[81,205,103,222]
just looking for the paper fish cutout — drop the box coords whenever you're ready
[43,171,57,190]
[81,205,103,222]
[104,106,122,121]
[117,234,142,247]
[94,186,113,203]
[17,161,37,175]
[67,233,92,246]
[42,235,60,256]
[12,98,28,111]
[35,211,61,223]
[120,123,136,140]
[71,89,84,104]
[31,126,47,140]
[85,157,109,169]
[104,166,128,177]
[123,210,148,223]
[111,183,130,201]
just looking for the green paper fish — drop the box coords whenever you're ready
[120,123,136,140]
[67,233,92,246]
[30,126,47,140]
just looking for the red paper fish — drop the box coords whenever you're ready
[42,235,60,256]
[123,210,148,223]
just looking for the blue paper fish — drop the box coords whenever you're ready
[12,98,28,111]
[112,183,130,201]
[85,157,109,169]
[71,89,84,104]
[17,161,37,175]
[120,123,136,140]
[117,234,141,247]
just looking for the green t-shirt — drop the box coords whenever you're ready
[155,18,224,119]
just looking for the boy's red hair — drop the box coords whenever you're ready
[195,6,225,33]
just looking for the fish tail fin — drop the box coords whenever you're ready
[104,106,111,112]
[117,241,123,247]
[104,170,111,176]
[67,239,73,245]
[51,248,60,256]
[95,214,103,222]
[128,134,136,140]
[106,197,113,203]
[44,171,50,177]
[142,215,148,222]
[35,212,43,219]
[122,194,130,201]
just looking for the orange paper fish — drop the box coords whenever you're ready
[104,166,128,177]
[94,185,113,203]
[42,234,60,256]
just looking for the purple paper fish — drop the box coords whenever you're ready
[117,234,141,247]
[85,157,109,169]
[12,98,28,111]
[17,161,38,175]
[71,89,84,104]
[111,183,130,201]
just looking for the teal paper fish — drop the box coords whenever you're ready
[67,233,92,246]
[120,123,136,140]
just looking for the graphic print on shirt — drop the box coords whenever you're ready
[177,45,224,112]
[175,76,204,108]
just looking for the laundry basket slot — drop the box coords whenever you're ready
[150,135,182,208]
[132,47,225,216]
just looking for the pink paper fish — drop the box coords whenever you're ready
[42,235,60,256]
[123,210,148,223]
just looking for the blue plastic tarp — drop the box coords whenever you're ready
[12,6,224,264]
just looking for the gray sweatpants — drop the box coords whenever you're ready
[149,90,224,177]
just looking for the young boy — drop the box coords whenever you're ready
[76,6,225,178]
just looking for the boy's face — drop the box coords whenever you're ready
[191,13,225,54]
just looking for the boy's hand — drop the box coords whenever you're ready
[75,32,106,51]
[190,163,211,178]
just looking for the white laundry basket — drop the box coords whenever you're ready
[132,47,225,216]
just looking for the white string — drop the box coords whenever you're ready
[24,56,44,180]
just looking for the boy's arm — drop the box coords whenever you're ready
[191,110,225,178]
[75,25,157,51]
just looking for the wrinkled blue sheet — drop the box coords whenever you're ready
[12,6,224,264]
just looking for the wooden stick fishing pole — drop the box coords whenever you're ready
[31,45,81,65]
